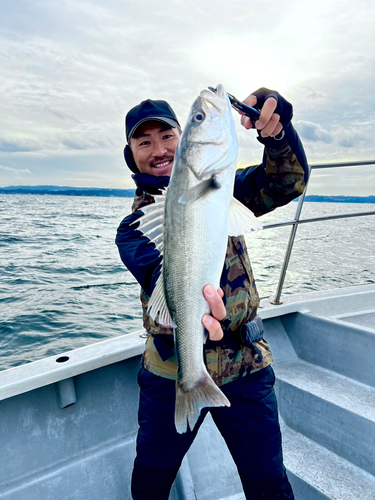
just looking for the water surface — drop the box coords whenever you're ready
[0,194,374,371]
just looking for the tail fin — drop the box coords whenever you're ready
[175,373,230,434]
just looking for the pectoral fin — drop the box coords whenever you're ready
[178,177,221,204]
[147,271,176,328]
[228,197,263,236]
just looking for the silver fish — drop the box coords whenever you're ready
[133,85,262,433]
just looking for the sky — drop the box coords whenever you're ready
[1,0,375,195]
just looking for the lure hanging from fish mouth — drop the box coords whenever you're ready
[208,86,261,128]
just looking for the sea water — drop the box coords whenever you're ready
[0,194,374,372]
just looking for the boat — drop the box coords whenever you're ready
[0,161,374,499]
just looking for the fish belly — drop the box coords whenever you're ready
[164,188,231,433]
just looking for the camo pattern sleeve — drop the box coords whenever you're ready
[220,236,259,330]
[234,123,309,217]
[132,193,156,212]
[203,235,273,386]
[142,235,274,387]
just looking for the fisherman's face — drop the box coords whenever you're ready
[130,121,181,177]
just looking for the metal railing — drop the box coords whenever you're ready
[261,160,375,304]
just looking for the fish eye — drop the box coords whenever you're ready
[193,111,205,123]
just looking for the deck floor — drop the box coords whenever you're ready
[338,310,375,330]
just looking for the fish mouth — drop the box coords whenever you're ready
[189,86,228,126]
[200,85,229,114]
[199,94,222,115]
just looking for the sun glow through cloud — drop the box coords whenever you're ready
[190,39,292,96]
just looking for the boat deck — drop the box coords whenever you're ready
[338,311,375,329]
[0,285,375,499]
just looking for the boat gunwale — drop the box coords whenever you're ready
[1,284,374,403]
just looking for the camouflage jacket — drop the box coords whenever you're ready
[116,123,309,386]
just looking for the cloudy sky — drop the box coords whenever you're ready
[1,0,374,195]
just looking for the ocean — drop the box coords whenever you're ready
[1,193,374,372]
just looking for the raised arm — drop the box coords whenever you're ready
[234,88,309,216]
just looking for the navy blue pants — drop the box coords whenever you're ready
[131,366,294,500]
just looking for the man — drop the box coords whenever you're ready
[116,87,309,500]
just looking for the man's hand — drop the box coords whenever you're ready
[240,88,293,139]
[241,95,282,138]
[202,285,226,342]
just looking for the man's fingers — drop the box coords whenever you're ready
[202,314,224,342]
[271,122,284,137]
[240,94,257,130]
[203,285,226,321]
[255,97,277,130]
[202,285,226,342]
[260,113,281,138]
[240,95,280,133]
[241,115,253,130]
[242,94,257,108]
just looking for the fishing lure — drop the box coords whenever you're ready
[208,86,260,127]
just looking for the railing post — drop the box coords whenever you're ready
[270,223,299,304]
[270,179,309,305]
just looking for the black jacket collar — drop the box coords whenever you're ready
[132,173,170,196]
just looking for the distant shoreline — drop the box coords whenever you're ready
[0,186,136,198]
[294,195,375,203]
[0,186,374,203]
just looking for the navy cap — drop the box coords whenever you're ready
[125,99,180,143]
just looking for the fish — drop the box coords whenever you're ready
[132,85,262,433]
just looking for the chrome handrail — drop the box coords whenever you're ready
[263,160,375,305]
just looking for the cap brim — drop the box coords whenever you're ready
[127,117,179,142]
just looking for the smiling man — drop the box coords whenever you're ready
[124,99,181,178]
[116,88,309,500]
[130,120,180,177]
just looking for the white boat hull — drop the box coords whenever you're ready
[1,285,375,500]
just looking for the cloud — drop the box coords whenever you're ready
[0,139,40,153]
[302,87,325,100]
[338,137,355,148]
[0,164,31,174]
[294,121,333,144]
[61,134,117,151]
[333,126,370,149]
[45,108,80,123]
[0,0,374,194]
[62,140,87,151]
[0,134,117,154]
